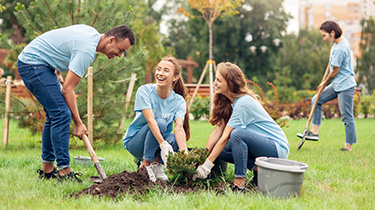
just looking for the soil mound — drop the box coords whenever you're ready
[70,168,229,199]
[70,167,167,199]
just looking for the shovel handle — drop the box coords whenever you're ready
[82,134,99,163]
[82,134,107,180]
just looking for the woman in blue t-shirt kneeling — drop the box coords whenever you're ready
[122,56,190,182]
[193,62,290,191]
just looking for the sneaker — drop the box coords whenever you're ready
[145,166,157,182]
[296,131,319,141]
[150,162,168,181]
[58,171,83,183]
[37,168,59,180]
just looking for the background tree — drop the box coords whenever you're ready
[357,18,375,94]
[178,0,243,111]
[167,0,290,90]
[0,0,148,143]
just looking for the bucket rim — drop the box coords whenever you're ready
[255,157,308,173]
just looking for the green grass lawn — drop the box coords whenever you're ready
[1,118,374,210]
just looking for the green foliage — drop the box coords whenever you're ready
[1,0,148,143]
[357,18,375,94]
[166,0,290,89]
[167,147,209,188]
[189,95,209,120]
[359,93,375,118]
[249,80,291,128]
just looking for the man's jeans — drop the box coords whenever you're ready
[218,128,279,178]
[312,84,357,144]
[17,60,71,169]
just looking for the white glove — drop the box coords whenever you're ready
[193,159,214,181]
[159,141,174,165]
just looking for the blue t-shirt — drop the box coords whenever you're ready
[18,24,100,78]
[330,37,357,92]
[122,84,187,148]
[227,95,289,158]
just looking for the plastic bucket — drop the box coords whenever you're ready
[74,156,104,166]
[255,157,308,198]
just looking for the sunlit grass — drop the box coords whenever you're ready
[1,118,374,209]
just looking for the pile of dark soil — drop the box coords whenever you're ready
[70,167,228,199]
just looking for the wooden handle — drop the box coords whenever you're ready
[82,134,99,163]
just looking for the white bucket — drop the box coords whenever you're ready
[73,156,104,166]
[255,157,308,198]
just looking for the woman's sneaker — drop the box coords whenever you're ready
[145,165,157,182]
[58,171,83,183]
[296,131,319,141]
[150,162,168,181]
[37,168,59,180]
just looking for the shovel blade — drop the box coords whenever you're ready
[90,176,103,184]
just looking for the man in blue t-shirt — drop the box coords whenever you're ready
[17,24,135,182]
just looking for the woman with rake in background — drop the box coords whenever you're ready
[122,56,190,182]
[296,20,357,152]
[193,62,289,191]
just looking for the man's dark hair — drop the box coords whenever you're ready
[105,25,135,45]
[319,21,342,39]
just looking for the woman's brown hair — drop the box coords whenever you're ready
[161,56,190,140]
[209,62,259,126]
[320,21,342,39]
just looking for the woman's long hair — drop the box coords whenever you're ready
[161,56,190,140]
[209,62,259,126]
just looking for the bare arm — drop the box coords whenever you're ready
[207,126,234,163]
[174,118,187,151]
[205,122,225,153]
[142,108,165,144]
[62,70,87,139]
[318,65,340,91]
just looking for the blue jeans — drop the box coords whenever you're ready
[125,118,178,163]
[312,84,357,144]
[218,128,279,178]
[17,60,71,170]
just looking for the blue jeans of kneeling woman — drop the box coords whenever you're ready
[218,128,279,178]
[125,118,179,164]
[17,60,71,170]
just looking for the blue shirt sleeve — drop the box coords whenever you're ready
[330,49,345,68]
[134,86,152,111]
[69,51,96,78]
[227,103,253,129]
[174,99,186,122]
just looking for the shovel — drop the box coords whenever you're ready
[295,85,325,151]
[82,134,107,183]
[296,63,331,151]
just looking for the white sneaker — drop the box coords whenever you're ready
[145,166,156,182]
[150,162,168,181]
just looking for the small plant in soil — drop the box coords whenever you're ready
[167,147,209,188]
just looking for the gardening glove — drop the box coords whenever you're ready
[193,159,214,181]
[160,141,174,165]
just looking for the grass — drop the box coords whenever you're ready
[1,118,375,209]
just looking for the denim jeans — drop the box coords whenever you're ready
[312,84,357,144]
[125,118,178,163]
[218,128,279,178]
[17,60,71,170]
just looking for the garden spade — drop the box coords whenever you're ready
[82,134,107,183]
[296,62,331,151]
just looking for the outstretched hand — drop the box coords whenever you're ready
[192,159,214,181]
